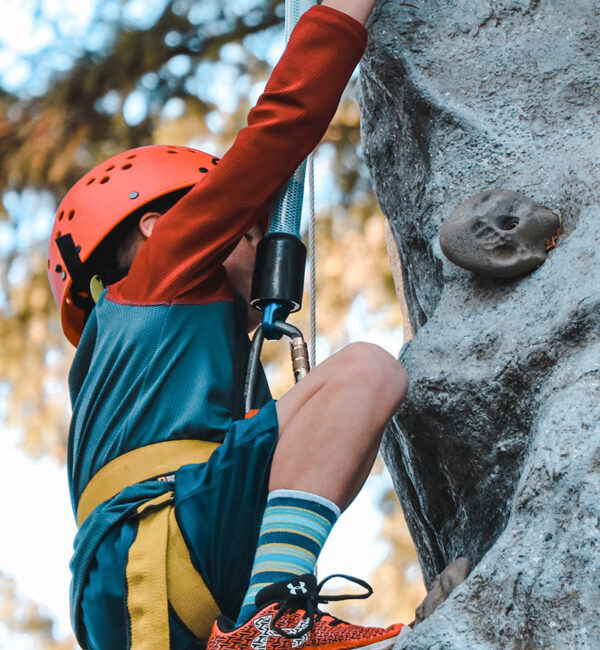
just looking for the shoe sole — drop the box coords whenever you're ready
[340,634,401,650]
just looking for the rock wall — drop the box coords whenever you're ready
[357,1,600,647]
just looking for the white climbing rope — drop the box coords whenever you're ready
[307,152,317,368]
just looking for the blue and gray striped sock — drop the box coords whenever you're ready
[235,489,340,626]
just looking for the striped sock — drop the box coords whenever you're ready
[235,489,340,626]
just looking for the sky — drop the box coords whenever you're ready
[0,1,407,646]
[0,0,96,96]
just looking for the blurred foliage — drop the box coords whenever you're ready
[0,254,73,462]
[0,570,76,649]
[0,0,424,643]
[0,0,282,196]
[324,464,427,628]
[362,484,427,624]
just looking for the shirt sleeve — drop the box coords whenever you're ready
[110,5,368,305]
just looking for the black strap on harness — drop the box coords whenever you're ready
[55,234,95,314]
[231,293,252,422]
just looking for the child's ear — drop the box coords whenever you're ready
[139,212,161,238]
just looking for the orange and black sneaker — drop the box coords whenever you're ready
[206,574,404,650]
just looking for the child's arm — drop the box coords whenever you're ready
[321,0,379,25]
[113,5,369,305]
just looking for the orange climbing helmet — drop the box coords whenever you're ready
[47,144,219,346]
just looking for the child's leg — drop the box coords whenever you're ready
[236,342,408,623]
[272,342,408,508]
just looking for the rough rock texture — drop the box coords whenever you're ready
[357,1,600,648]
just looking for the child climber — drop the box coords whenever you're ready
[48,0,412,648]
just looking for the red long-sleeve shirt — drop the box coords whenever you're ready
[110,5,367,306]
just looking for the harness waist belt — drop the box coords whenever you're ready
[77,438,220,526]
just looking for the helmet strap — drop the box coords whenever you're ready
[55,234,96,312]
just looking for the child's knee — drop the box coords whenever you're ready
[341,342,408,408]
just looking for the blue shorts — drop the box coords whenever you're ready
[81,401,279,649]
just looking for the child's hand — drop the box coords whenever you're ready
[321,0,379,25]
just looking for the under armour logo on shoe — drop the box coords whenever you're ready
[251,616,278,650]
[251,615,309,649]
[287,581,307,595]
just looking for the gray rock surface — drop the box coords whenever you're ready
[357,0,600,647]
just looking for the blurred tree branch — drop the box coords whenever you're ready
[0,0,281,198]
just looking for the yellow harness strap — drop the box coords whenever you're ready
[78,440,222,649]
[126,493,173,649]
[77,439,220,526]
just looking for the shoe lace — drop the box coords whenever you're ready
[271,574,373,639]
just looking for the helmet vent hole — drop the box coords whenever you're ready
[199,167,208,173]
[187,149,196,153]
[167,150,178,154]
[86,177,95,185]
[127,154,136,160]
[100,176,110,184]
[58,210,64,221]
[105,165,115,171]
[121,163,133,170]
[67,210,75,221]
[47,259,50,270]
[55,231,62,239]
[212,158,220,165]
